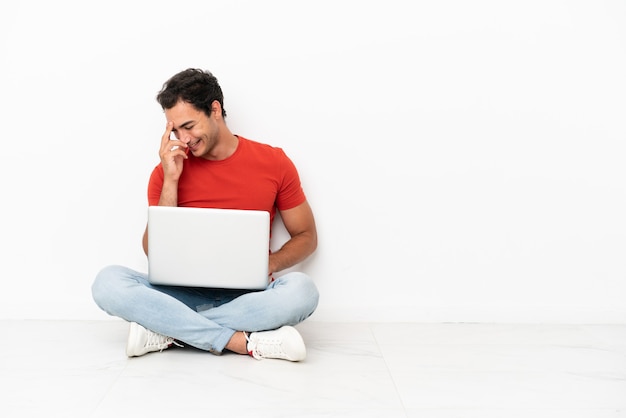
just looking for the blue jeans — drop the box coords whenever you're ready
[91,265,319,353]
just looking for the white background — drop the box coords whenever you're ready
[0,0,624,323]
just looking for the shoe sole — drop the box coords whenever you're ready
[126,322,142,357]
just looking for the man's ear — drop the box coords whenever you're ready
[210,100,222,118]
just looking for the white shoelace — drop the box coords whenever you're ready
[145,330,183,352]
[246,332,286,360]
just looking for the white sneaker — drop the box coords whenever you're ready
[246,326,306,361]
[126,322,181,357]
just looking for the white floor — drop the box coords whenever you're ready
[1,320,625,417]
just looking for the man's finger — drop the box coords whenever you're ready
[160,121,174,146]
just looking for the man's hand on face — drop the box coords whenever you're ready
[159,121,188,181]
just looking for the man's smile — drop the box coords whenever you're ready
[189,138,201,149]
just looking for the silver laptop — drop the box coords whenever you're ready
[147,206,270,289]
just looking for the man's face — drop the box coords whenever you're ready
[165,100,217,159]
